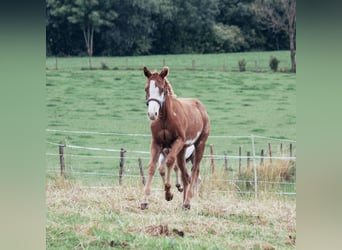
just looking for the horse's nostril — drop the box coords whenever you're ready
[155,112,157,116]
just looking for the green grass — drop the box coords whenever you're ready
[46,51,292,72]
[46,182,296,249]
[46,52,296,249]
[46,51,295,186]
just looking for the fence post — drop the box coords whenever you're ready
[238,146,242,177]
[138,158,145,185]
[260,149,264,165]
[224,152,228,172]
[59,142,65,177]
[247,151,250,169]
[280,143,283,156]
[268,143,272,164]
[210,144,215,174]
[119,148,126,185]
[251,134,258,198]
[290,143,293,158]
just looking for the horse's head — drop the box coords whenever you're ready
[143,66,169,120]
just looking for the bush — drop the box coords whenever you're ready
[269,56,279,72]
[238,59,246,72]
[101,61,110,70]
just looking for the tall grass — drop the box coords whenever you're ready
[47,179,296,249]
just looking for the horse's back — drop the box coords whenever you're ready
[178,98,207,115]
[177,97,210,133]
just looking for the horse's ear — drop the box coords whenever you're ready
[143,66,151,78]
[160,67,169,78]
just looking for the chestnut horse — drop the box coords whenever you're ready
[141,66,210,209]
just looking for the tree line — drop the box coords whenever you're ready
[46,0,295,71]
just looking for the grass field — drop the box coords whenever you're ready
[46,51,296,249]
[46,51,295,182]
[47,178,295,249]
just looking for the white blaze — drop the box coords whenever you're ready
[148,80,164,118]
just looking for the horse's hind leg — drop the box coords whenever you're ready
[158,153,167,185]
[183,133,209,209]
[174,165,183,192]
[177,150,190,204]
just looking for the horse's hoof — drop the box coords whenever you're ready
[176,184,183,192]
[182,204,191,210]
[165,192,173,201]
[141,203,148,210]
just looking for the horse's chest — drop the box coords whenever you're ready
[154,129,174,147]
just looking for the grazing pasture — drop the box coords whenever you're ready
[46,51,296,249]
[46,52,295,184]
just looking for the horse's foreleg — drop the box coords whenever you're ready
[141,142,161,210]
[164,138,185,201]
[164,161,174,201]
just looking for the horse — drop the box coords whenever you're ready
[158,145,202,193]
[141,66,210,210]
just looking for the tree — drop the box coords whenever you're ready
[47,0,117,68]
[254,0,296,72]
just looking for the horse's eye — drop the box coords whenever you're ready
[146,101,149,106]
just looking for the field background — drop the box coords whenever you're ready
[46,51,296,249]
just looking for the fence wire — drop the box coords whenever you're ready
[46,128,296,197]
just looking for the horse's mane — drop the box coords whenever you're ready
[165,77,177,97]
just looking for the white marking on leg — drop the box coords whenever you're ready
[185,145,195,159]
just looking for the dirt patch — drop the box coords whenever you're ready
[143,224,184,237]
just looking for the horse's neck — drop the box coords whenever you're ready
[159,95,169,121]
[159,80,176,121]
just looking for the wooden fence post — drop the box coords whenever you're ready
[247,151,250,169]
[238,146,242,177]
[260,149,264,165]
[59,143,65,177]
[290,143,293,158]
[268,143,272,164]
[210,144,215,174]
[224,152,228,172]
[138,158,145,185]
[119,148,126,185]
[280,143,283,156]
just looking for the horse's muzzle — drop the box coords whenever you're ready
[148,111,158,120]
